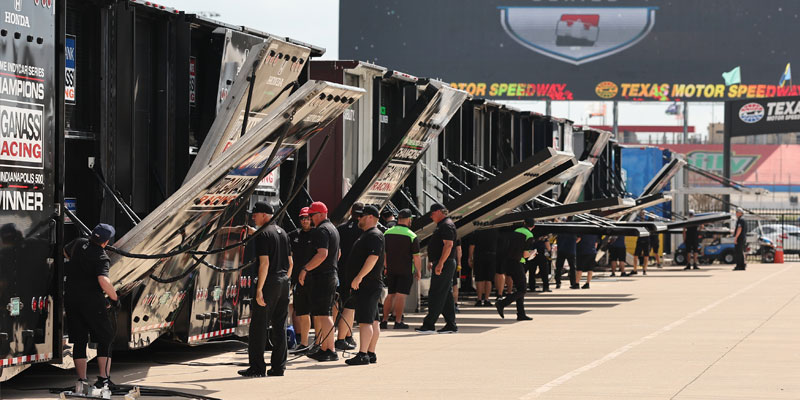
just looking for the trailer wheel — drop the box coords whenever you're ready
[763,250,775,263]
[674,252,686,265]
[722,251,735,264]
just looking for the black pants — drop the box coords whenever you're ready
[422,259,457,328]
[533,256,551,291]
[735,242,747,269]
[555,253,576,286]
[248,275,290,373]
[497,260,527,317]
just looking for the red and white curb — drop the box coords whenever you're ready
[1,352,53,366]
[132,321,174,333]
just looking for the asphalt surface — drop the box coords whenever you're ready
[2,262,798,399]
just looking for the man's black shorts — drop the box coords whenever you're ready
[577,254,596,272]
[386,273,413,295]
[353,282,382,324]
[292,282,312,316]
[609,247,626,262]
[495,253,506,275]
[634,241,650,258]
[308,271,337,316]
[650,238,660,253]
[473,252,496,281]
[685,239,699,253]
[65,296,114,357]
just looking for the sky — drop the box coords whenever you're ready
[162,0,722,142]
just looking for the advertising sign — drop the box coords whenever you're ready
[340,0,800,101]
[65,35,75,103]
[727,96,800,136]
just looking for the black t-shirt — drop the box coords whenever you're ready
[507,227,533,263]
[557,233,577,254]
[310,219,340,275]
[384,224,421,275]
[577,234,599,255]
[254,224,291,280]
[685,226,699,243]
[428,217,457,263]
[289,228,314,281]
[735,218,747,245]
[473,229,499,255]
[337,218,362,267]
[65,238,110,300]
[345,227,385,284]
[379,219,397,233]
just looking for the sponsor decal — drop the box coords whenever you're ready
[256,168,279,191]
[64,197,76,224]
[4,9,30,28]
[0,99,44,169]
[65,35,76,103]
[765,100,800,122]
[499,6,657,65]
[738,102,764,123]
[0,189,43,211]
[189,57,196,105]
[686,151,759,176]
[595,81,618,99]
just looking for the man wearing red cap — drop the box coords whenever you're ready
[298,201,341,361]
[289,207,314,351]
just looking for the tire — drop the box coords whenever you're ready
[674,252,686,265]
[722,251,735,264]
[763,250,775,263]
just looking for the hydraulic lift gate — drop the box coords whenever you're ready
[331,83,468,223]
[0,0,61,381]
[109,82,364,348]
[487,197,634,228]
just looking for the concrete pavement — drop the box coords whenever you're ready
[2,263,798,399]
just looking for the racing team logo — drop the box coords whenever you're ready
[595,81,618,99]
[739,102,765,123]
[498,6,658,65]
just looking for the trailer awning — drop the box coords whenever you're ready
[666,213,731,230]
[486,197,634,228]
[595,193,671,219]
[531,223,649,237]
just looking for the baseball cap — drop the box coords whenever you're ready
[308,201,328,215]
[251,202,274,214]
[524,217,536,227]
[299,207,310,217]
[380,208,395,217]
[351,202,364,216]
[398,209,414,219]
[736,207,744,214]
[362,205,380,218]
[429,203,446,213]
[91,223,115,243]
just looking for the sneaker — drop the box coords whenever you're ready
[516,315,532,321]
[474,300,483,307]
[683,266,691,270]
[620,272,630,277]
[657,264,663,268]
[581,283,590,289]
[345,336,357,348]
[543,288,552,292]
[693,265,700,270]
[733,267,746,271]
[643,271,647,275]
[482,299,493,307]
[266,369,284,377]
[388,315,396,322]
[335,339,349,351]
[570,284,580,289]
[237,368,265,378]
[555,283,561,289]
[495,301,505,319]
[307,349,338,362]
[93,376,114,389]
[610,272,616,277]
[394,321,409,329]
[629,271,638,276]
[293,344,310,353]
[345,352,370,366]
[368,351,377,364]
[306,343,320,356]
[437,324,458,334]
[415,326,436,334]
[379,320,388,329]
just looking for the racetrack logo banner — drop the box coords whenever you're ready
[499,6,657,65]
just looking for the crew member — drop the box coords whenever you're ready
[239,202,292,377]
[495,218,534,321]
[733,208,748,271]
[289,207,314,351]
[555,230,578,289]
[381,209,421,329]
[650,229,662,268]
[335,202,364,351]
[416,203,458,333]
[494,229,510,298]
[683,210,701,271]
[344,205,385,365]
[576,233,598,289]
[470,228,498,305]
[64,223,119,389]
[531,231,552,292]
[452,239,463,312]
[609,235,628,277]
[380,208,397,231]
[298,201,341,361]
[632,212,649,276]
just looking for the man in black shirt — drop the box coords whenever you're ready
[469,228,498,306]
[733,208,748,271]
[632,211,649,276]
[416,203,458,334]
[344,205,385,365]
[335,202,364,351]
[683,210,701,270]
[576,234,598,289]
[298,201,341,361]
[380,208,397,232]
[495,219,534,321]
[381,209,421,329]
[531,233,552,292]
[239,202,292,377]
[65,223,119,389]
[289,207,314,350]
[556,230,578,289]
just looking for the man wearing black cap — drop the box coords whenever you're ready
[298,201,340,361]
[335,202,364,351]
[239,202,292,377]
[379,208,397,232]
[733,208,747,271]
[289,207,314,351]
[64,223,119,389]
[381,209,421,329]
[416,203,458,334]
[495,219,534,321]
[344,205,385,365]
